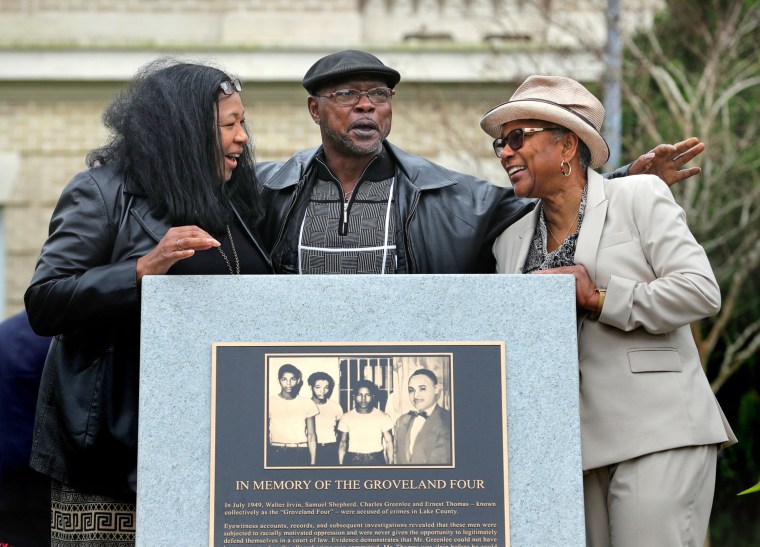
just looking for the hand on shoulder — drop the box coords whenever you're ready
[628,137,704,186]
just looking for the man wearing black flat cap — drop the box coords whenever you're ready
[257,49,704,275]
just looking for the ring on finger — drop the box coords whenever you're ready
[176,239,185,252]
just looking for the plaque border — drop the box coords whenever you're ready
[209,341,509,546]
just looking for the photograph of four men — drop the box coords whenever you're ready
[266,354,454,468]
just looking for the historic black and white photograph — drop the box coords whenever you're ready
[265,353,454,468]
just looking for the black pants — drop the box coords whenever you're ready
[315,442,339,466]
[344,450,386,466]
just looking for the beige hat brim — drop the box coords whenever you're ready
[480,100,610,169]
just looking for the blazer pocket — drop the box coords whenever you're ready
[628,348,682,372]
[599,230,633,249]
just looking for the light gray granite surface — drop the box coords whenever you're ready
[138,274,584,546]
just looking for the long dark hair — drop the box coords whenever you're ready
[87,58,262,235]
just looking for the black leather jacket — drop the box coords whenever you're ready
[258,142,535,274]
[24,163,271,500]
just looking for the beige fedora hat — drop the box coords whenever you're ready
[480,75,610,169]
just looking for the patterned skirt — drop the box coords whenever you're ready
[51,480,135,547]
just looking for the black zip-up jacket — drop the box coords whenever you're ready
[24,163,271,501]
[258,142,630,274]
[258,141,535,274]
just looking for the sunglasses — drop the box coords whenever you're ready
[492,127,559,157]
[314,87,395,106]
[219,79,242,95]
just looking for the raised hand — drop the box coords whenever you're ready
[628,137,705,186]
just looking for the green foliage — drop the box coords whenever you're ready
[623,0,760,376]
[651,0,760,72]
[621,0,760,543]
[738,481,760,495]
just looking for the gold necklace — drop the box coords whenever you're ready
[216,224,240,275]
[547,220,577,248]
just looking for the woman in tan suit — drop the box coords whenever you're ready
[480,76,736,547]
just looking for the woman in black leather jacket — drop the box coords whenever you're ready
[24,59,272,546]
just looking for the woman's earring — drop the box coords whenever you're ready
[560,160,572,177]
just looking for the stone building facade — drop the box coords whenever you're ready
[0,0,664,315]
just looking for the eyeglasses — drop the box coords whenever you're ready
[314,87,395,105]
[492,127,559,157]
[219,79,242,95]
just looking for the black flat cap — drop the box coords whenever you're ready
[302,50,401,95]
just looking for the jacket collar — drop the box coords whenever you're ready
[261,141,459,192]
[314,146,395,184]
[502,168,607,275]
[384,142,458,191]
[123,175,145,196]
[509,206,541,274]
[574,169,608,283]
[261,146,322,190]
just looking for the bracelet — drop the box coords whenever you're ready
[593,289,606,319]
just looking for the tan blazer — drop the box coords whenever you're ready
[494,170,736,470]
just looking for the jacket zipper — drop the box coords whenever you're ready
[404,190,421,273]
[341,200,349,236]
[324,156,376,237]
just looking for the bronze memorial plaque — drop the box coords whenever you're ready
[210,342,508,546]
